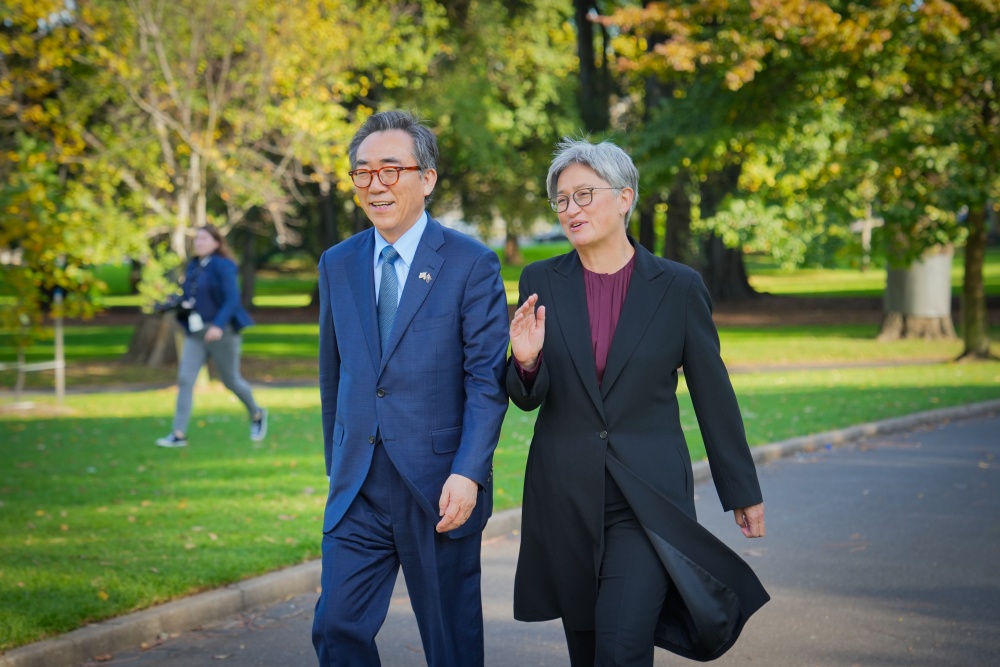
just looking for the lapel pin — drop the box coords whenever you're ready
[418,271,432,283]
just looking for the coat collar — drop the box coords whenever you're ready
[547,238,676,411]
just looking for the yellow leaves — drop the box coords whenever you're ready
[97,590,109,601]
[724,59,762,91]
[24,105,49,124]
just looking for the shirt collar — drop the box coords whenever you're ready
[373,211,428,268]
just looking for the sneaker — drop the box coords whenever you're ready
[156,433,187,448]
[250,408,268,441]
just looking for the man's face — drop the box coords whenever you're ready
[353,129,437,244]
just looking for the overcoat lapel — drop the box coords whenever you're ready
[379,220,445,373]
[549,252,605,421]
[345,230,381,373]
[600,242,675,399]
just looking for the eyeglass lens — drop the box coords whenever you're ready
[551,188,595,212]
[351,167,405,188]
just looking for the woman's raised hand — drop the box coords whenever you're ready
[510,294,545,371]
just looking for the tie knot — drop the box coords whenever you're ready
[381,245,399,265]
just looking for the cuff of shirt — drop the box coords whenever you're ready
[513,353,542,386]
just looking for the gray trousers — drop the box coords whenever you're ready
[172,325,260,435]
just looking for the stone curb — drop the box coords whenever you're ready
[3,399,999,667]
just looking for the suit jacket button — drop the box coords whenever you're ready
[368,436,375,444]
[376,388,385,398]
[599,430,608,439]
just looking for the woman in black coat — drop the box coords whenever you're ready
[507,139,768,666]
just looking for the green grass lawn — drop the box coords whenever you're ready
[3,359,999,650]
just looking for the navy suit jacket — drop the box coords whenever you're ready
[317,218,509,539]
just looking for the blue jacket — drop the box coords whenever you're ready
[317,218,509,540]
[178,254,254,334]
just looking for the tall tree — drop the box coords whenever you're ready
[0,0,142,346]
[603,0,996,342]
[417,0,580,262]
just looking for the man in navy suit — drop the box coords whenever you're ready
[311,110,509,667]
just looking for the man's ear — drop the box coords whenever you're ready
[422,168,438,197]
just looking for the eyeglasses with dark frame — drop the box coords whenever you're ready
[548,187,619,213]
[348,165,421,188]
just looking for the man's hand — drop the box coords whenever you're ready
[436,474,479,533]
[509,294,545,371]
[734,503,766,538]
[204,325,224,342]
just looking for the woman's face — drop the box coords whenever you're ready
[554,163,631,253]
[193,229,221,258]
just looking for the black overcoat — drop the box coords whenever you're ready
[507,241,769,661]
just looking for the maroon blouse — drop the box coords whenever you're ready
[584,255,635,384]
[516,254,636,386]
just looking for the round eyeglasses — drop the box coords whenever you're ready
[548,187,619,213]
[348,165,421,188]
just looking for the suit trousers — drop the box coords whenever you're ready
[563,471,671,667]
[312,442,485,667]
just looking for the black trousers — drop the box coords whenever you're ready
[563,470,671,667]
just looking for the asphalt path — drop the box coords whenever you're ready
[74,411,1000,667]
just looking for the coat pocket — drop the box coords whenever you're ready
[412,312,456,331]
[431,425,462,453]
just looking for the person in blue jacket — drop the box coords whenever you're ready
[156,224,267,447]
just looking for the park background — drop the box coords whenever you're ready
[2,0,999,655]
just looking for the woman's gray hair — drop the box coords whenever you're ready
[348,110,439,204]
[546,138,639,224]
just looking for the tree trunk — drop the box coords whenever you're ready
[636,13,666,254]
[957,207,993,359]
[318,180,340,253]
[663,180,692,264]
[637,196,656,252]
[129,258,143,293]
[574,0,609,132]
[122,314,178,367]
[701,234,756,302]
[877,246,957,341]
[698,165,754,301]
[504,232,523,265]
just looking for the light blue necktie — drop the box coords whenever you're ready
[378,246,400,354]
